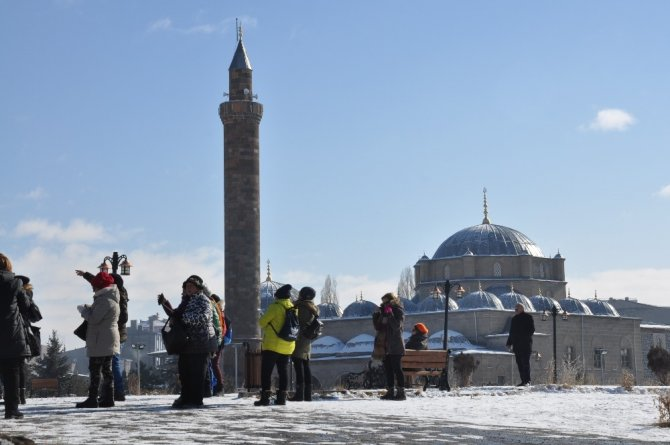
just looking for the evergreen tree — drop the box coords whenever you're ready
[647,345,670,385]
[35,330,70,379]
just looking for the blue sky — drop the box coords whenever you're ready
[2,0,669,349]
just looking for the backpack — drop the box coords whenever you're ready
[223,315,233,345]
[301,314,323,340]
[271,305,300,342]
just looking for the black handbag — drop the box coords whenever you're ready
[25,324,41,357]
[161,317,190,355]
[74,320,88,341]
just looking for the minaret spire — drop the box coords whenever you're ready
[482,187,490,224]
[236,18,243,42]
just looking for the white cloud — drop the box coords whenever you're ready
[568,267,670,307]
[14,218,111,243]
[11,245,226,351]
[148,18,172,32]
[23,187,47,200]
[656,184,670,198]
[587,108,636,132]
[184,24,216,35]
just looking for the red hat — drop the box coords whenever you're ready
[414,323,429,335]
[91,272,115,289]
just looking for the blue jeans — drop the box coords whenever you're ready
[112,345,124,395]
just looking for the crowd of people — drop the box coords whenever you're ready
[3,251,535,415]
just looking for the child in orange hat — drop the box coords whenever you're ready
[405,323,429,350]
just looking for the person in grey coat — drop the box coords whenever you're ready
[75,272,120,409]
[372,292,406,401]
[289,287,319,402]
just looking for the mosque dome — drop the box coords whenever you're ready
[530,294,562,313]
[433,223,544,259]
[558,298,593,315]
[418,294,458,312]
[582,299,620,317]
[427,329,482,351]
[400,297,419,313]
[311,336,345,356]
[258,261,299,312]
[338,334,375,356]
[458,289,504,310]
[317,302,343,319]
[341,298,378,318]
[498,290,535,312]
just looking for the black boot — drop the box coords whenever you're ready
[99,386,114,408]
[304,383,312,402]
[4,389,23,419]
[19,388,26,405]
[394,387,406,401]
[114,391,126,402]
[213,383,224,396]
[380,387,395,400]
[253,390,272,407]
[75,396,99,408]
[275,390,287,406]
[4,409,23,419]
[288,384,303,402]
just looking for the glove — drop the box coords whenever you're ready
[158,293,166,305]
[76,304,86,314]
[383,305,393,315]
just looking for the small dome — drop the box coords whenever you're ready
[427,329,481,351]
[499,291,535,312]
[558,298,593,315]
[486,285,511,296]
[317,302,343,319]
[338,334,375,356]
[311,336,345,356]
[458,289,504,310]
[418,295,458,312]
[582,299,620,317]
[400,297,419,313]
[341,299,378,318]
[530,295,563,313]
[433,223,544,259]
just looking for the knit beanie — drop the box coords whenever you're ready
[299,286,316,301]
[414,322,429,335]
[275,284,292,299]
[91,272,115,290]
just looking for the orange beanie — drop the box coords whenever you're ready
[414,323,429,335]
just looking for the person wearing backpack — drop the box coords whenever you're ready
[289,286,320,402]
[255,284,296,406]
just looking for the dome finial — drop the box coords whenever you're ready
[568,288,572,299]
[236,18,243,42]
[510,282,515,293]
[482,187,490,224]
[594,290,598,300]
[265,259,272,282]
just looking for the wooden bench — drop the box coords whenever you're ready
[31,378,59,396]
[402,350,448,390]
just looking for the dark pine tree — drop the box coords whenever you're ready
[35,330,70,379]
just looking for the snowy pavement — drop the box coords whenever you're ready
[0,385,668,444]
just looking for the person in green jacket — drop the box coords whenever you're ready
[255,284,295,406]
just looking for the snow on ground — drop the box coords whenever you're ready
[1,385,668,444]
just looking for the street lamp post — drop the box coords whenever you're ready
[439,280,465,392]
[98,251,132,275]
[541,305,568,383]
[131,343,145,395]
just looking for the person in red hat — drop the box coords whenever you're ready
[405,323,429,351]
[75,271,120,409]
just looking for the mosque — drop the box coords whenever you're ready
[259,198,668,389]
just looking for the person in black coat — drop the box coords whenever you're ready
[506,304,535,386]
[0,253,32,419]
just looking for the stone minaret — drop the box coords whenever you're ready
[219,24,263,385]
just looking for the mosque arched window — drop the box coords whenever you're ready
[493,262,502,277]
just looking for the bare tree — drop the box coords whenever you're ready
[397,266,415,300]
[320,274,339,306]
